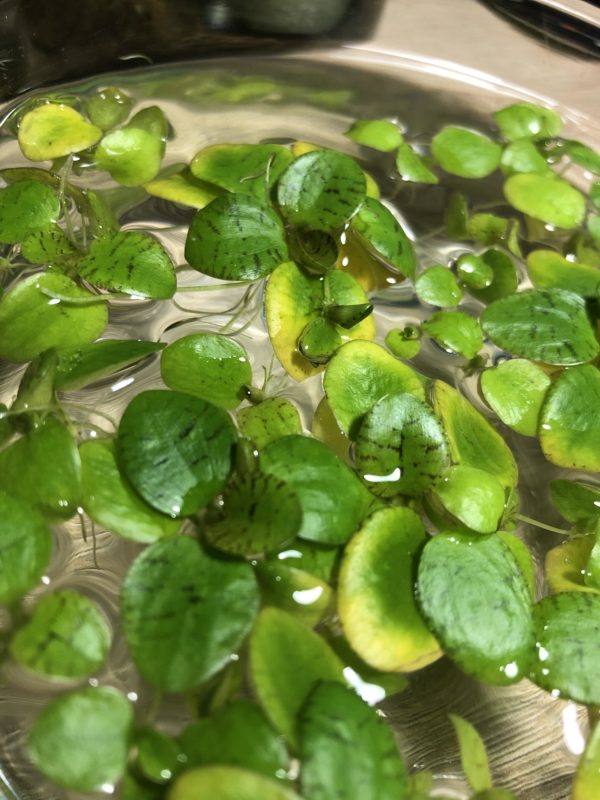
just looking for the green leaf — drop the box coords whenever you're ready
[12,349,58,414]
[324,340,425,438]
[588,216,600,249]
[127,106,168,148]
[431,127,501,178]
[526,249,600,298]
[18,103,102,161]
[350,197,416,279]
[0,272,108,363]
[144,170,219,208]
[549,479,600,525]
[249,607,344,748]
[79,230,176,299]
[83,87,133,131]
[205,469,302,557]
[338,506,441,672]
[27,686,132,791]
[117,390,237,517]
[545,536,599,595]
[591,181,600,210]
[422,310,483,359]
[185,193,288,281]
[504,173,585,229]
[432,465,506,534]
[261,435,372,545]
[344,119,403,152]
[190,143,292,197]
[0,491,52,604]
[444,191,469,238]
[277,150,366,232]
[395,142,438,183]
[481,289,599,366]
[566,140,600,174]
[80,439,180,543]
[161,333,252,409]
[0,180,60,244]
[415,266,462,307]
[255,561,333,627]
[572,718,600,800]
[134,728,182,785]
[417,532,534,684]
[271,539,340,584]
[355,392,449,498]
[449,714,492,792]
[539,365,600,471]
[500,138,551,175]
[21,224,78,264]
[180,699,288,778]
[493,102,563,141]
[0,416,81,519]
[10,589,110,680]
[288,228,339,274]
[169,766,302,800]
[530,592,600,704]
[466,213,508,246]
[499,531,535,598]
[237,397,303,448]
[385,326,421,359]
[55,338,164,391]
[299,317,342,364]
[480,358,550,436]
[299,682,407,800]
[122,537,258,691]
[95,127,162,186]
[456,253,494,290]
[432,381,518,490]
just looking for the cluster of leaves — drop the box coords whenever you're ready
[1,85,600,800]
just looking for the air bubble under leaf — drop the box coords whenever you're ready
[255,561,333,627]
[431,126,502,179]
[122,537,258,691]
[27,686,133,792]
[456,253,494,290]
[539,365,600,472]
[481,288,599,366]
[417,531,535,684]
[277,149,366,233]
[10,589,111,680]
[160,333,252,409]
[185,193,288,281]
[0,180,60,244]
[480,358,550,437]
[351,196,416,279]
[503,173,585,229]
[117,389,237,517]
[18,103,102,161]
[338,506,441,672]
[355,392,449,498]
[190,143,292,197]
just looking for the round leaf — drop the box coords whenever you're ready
[249,607,344,748]
[27,686,133,791]
[190,143,292,197]
[161,333,252,409]
[415,266,462,307]
[480,358,550,436]
[95,128,162,186]
[255,561,333,627]
[299,682,407,800]
[431,127,501,178]
[79,231,176,299]
[526,250,600,298]
[80,439,180,543]
[422,310,483,360]
[545,536,599,595]
[84,87,132,131]
[135,728,182,785]
[277,150,366,232]
[0,491,52,605]
[169,766,302,800]
[122,537,258,691]
[351,197,416,279]
[417,532,535,684]
[0,272,108,363]
[355,392,449,498]
[550,479,600,525]
[205,469,302,556]
[185,193,288,281]
[344,119,403,152]
[10,589,110,680]
[117,390,237,517]
[500,139,551,175]
[298,317,342,364]
[493,102,563,141]
[481,288,599,366]
[530,592,600,704]
[432,465,506,534]
[456,253,494,290]
[385,326,421,359]
[503,173,585,229]
[539,365,600,471]
[0,180,60,244]
[237,397,303,449]
[18,103,102,161]
[466,248,519,304]
[21,224,78,264]
[261,435,372,545]
[324,340,426,438]
[338,506,441,672]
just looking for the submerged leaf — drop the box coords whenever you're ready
[545,536,599,595]
[144,171,218,208]
[84,87,132,131]
[549,479,600,525]
[256,561,333,627]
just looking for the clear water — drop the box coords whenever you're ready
[0,54,596,800]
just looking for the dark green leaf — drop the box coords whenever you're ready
[27,686,132,791]
[444,191,469,239]
[422,310,483,359]
[299,682,407,800]
[12,349,58,415]
[117,389,237,517]
[190,143,292,197]
[481,288,599,366]
[84,87,133,131]
[431,127,501,178]
[237,397,303,449]
[0,491,52,604]
[185,193,288,281]
[122,537,258,691]
[18,103,102,161]
[504,174,585,229]
[55,338,164,391]
[324,302,373,329]
[344,119,403,152]
[127,106,168,149]
[351,196,416,279]
[467,248,518,304]
[21,224,78,265]
[0,180,60,244]
[298,317,342,364]
[493,102,562,141]
[415,266,462,307]
[288,229,338,274]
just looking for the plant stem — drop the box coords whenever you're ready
[515,513,569,535]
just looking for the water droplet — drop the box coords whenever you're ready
[111,376,135,392]
[127,692,138,702]
[292,586,323,605]
[363,466,402,483]
[342,666,386,706]
[562,704,585,755]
